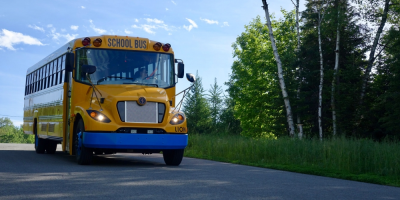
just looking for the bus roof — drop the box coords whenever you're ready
[26,35,173,75]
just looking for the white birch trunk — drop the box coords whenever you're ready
[294,0,304,139]
[359,0,390,112]
[262,0,296,137]
[331,2,340,136]
[317,6,324,141]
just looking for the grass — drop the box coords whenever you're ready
[184,134,400,187]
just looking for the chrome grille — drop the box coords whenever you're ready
[125,101,158,123]
[117,101,166,123]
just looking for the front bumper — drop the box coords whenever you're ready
[82,132,188,150]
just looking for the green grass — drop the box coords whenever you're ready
[184,134,400,187]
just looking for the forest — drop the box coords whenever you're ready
[183,0,400,141]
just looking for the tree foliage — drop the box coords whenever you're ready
[229,11,297,138]
[182,72,212,134]
[0,118,34,144]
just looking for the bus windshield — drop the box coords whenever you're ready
[76,49,175,88]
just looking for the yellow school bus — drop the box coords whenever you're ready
[23,35,195,165]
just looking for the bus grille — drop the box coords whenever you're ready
[117,101,165,123]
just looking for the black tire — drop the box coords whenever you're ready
[35,130,46,154]
[163,149,184,166]
[74,119,93,165]
[45,140,57,154]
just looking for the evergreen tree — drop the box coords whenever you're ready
[207,78,223,131]
[182,72,212,134]
[299,0,365,137]
[219,92,241,135]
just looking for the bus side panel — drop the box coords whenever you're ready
[23,97,34,135]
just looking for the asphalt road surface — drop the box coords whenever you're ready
[1,143,399,200]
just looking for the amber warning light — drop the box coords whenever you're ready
[153,42,162,51]
[93,38,102,47]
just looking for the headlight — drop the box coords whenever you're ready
[170,113,185,125]
[87,110,111,123]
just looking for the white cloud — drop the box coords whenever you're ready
[81,6,85,9]
[132,23,174,35]
[61,29,66,32]
[166,8,169,11]
[89,20,107,34]
[222,22,229,27]
[171,0,177,5]
[135,18,139,22]
[183,18,198,31]
[0,29,44,50]
[71,25,79,30]
[48,27,78,42]
[28,25,45,32]
[125,29,132,34]
[132,24,156,34]
[145,18,164,24]
[200,18,219,25]
[47,24,53,28]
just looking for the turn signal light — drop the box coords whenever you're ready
[87,110,111,123]
[82,37,91,46]
[90,112,97,118]
[153,42,162,51]
[93,38,102,47]
[162,43,171,52]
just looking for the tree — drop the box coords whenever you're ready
[0,117,13,128]
[182,72,212,134]
[299,0,365,138]
[291,0,305,138]
[207,78,223,131]
[262,0,296,137]
[330,0,342,136]
[0,117,34,144]
[230,10,297,138]
[219,93,241,135]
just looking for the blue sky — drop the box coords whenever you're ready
[0,0,301,126]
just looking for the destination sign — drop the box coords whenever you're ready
[106,38,147,49]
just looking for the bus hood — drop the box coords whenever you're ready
[91,85,170,103]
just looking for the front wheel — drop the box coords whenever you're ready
[163,149,184,166]
[74,119,93,165]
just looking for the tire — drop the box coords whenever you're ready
[45,140,57,154]
[35,131,46,154]
[74,119,93,165]
[163,149,184,166]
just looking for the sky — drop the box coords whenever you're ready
[0,0,303,127]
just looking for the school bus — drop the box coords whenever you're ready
[23,35,195,165]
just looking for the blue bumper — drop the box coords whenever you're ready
[82,132,188,150]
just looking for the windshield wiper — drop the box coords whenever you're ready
[97,76,132,84]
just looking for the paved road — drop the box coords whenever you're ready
[0,143,399,200]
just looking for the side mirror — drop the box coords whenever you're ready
[82,65,97,74]
[65,53,75,72]
[177,63,184,78]
[186,73,196,83]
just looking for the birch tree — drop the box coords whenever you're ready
[291,0,304,138]
[331,0,341,136]
[358,0,390,122]
[262,0,296,137]
[315,0,328,140]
